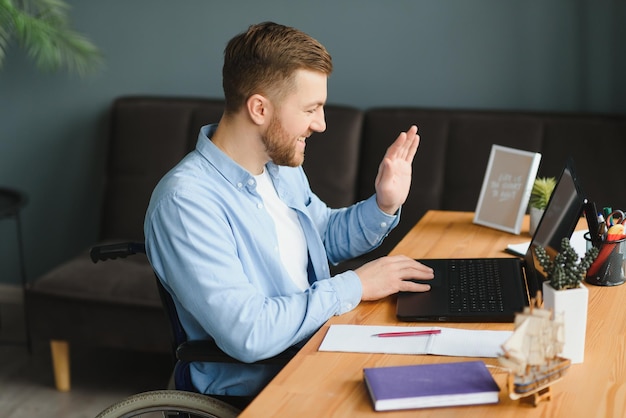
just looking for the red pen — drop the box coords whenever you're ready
[372,329,441,338]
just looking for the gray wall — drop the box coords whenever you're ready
[1,0,624,285]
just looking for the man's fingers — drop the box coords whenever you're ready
[383,256,434,283]
[400,279,431,293]
[387,125,420,162]
[405,129,420,162]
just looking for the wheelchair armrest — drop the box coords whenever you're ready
[176,340,241,363]
[176,340,297,366]
[90,242,146,263]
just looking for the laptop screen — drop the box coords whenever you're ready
[523,158,586,298]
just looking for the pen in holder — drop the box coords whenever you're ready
[584,232,626,286]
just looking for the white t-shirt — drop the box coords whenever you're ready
[255,169,309,290]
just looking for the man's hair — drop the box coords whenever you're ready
[222,22,333,113]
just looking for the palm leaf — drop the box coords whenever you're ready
[0,0,102,76]
[0,2,14,65]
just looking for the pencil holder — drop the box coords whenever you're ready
[584,232,625,286]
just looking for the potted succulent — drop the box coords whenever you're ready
[0,0,102,76]
[535,237,598,291]
[534,238,598,364]
[528,176,557,235]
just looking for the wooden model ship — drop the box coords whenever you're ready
[498,294,571,406]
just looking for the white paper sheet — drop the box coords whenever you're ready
[318,324,512,358]
[506,229,588,257]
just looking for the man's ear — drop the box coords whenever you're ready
[247,94,271,126]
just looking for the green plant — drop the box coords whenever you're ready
[534,237,598,290]
[0,0,102,76]
[529,177,557,210]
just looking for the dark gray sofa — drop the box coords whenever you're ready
[25,96,626,390]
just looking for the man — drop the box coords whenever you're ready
[144,22,433,401]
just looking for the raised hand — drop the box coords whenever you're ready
[374,125,420,215]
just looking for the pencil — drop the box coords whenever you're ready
[372,329,441,338]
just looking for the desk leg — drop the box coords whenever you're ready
[50,339,70,391]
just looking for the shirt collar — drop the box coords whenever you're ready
[196,124,281,189]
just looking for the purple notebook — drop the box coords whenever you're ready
[363,360,500,411]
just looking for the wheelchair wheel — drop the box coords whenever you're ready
[95,390,241,418]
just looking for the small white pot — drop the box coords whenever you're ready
[529,206,544,236]
[542,281,588,364]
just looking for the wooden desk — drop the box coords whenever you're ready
[240,211,626,418]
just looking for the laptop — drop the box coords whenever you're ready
[396,157,586,322]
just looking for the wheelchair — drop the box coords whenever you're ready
[95,390,239,418]
[90,242,295,418]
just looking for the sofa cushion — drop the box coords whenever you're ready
[357,108,452,262]
[101,97,225,241]
[25,245,171,352]
[30,246,158,306]
[442,112,543,211]
[303,105,363,208]
[536,114,626,209]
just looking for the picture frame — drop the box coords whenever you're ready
[473,145,541,235]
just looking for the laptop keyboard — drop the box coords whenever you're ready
[448,259,504,313]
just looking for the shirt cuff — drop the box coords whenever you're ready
[329,270,362,315]
[361,194,400,242]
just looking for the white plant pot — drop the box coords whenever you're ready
[542,281,588,364]
[529,206,544,236]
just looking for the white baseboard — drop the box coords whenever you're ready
[0,283,23,304]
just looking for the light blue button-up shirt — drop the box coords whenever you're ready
[144,124,399,396]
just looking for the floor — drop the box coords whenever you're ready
[0,302,173,418]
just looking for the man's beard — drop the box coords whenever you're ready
[261,114,305,167]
